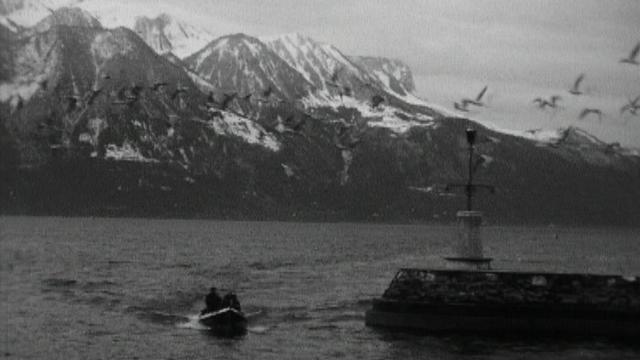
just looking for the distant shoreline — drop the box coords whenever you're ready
[1,212,639,229]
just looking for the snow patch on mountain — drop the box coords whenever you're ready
[0,79,40,105]
[70,0,155,29]
[104,142,157,162]
[0,15,18,31]
[192,38,227,69]
[351,56,416,94]
[261,33,371,91]
[186,70,216,93]
[133,13,213,58]
[367,112,435,134]
[504,128,569,143]
[0,0,78,28]
[208,111,280,151]
[0,31,58,103]
[91,31,134,59]
[303,92,435,134]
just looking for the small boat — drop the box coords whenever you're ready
[198,307,248,337]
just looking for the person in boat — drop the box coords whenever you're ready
[202,286,222,315]
[221,292,241,312]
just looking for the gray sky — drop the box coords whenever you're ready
[91,0,640,146]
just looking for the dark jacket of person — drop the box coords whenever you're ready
[221,293,241,311]
[204,287,222,313]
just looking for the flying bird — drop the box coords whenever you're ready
[171,85,188,100]
[334,122,354,138]
[456,86,488,109]
[551,127,573,147]
[283,114,305,132]
[604,142,621,155]
[620,41,640,65]
[358,82,375,92]
[371,94,385,109]
[454,100,470,112]
[330,66,344,84]
[621,96,640,116]
[334,136,362,150]
[206,91,215,104]
[533,98,545,107]
[115,86,127,100]
[533,95,562,109]
[569,73,585,95]
[454,98,484,112]
[542,126,574,148]
[219,92,238,110]
[472,154,493,173]
[85,88,102,105]
[11,95,24,112]
[473,85,488,106]
[326,65,346,90]
[66,95,80,112]
[150,81,168,91]
[262,86,273,98]
[256,86,283,104]
[578,108,603,121]
[130,84,144,99]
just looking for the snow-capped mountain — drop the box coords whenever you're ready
[261,33,383,99]
[0,0,78,31]
[1,0,213,59]
[24,6,100,35]
[1,8,250,166]
[184,33,314,101]
[350,56,415,96]
[1,3,639,225]
[133,13,212,59]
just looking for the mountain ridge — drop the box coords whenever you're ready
[1,3,639,226]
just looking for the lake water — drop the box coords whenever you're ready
[1,216,639,359]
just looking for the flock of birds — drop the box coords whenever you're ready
[452,41,640,147]
[24,59,391,152]
[20,40,638,156]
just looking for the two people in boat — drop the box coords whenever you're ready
[201,286,241,315]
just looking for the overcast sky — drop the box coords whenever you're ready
[63,0,640,146]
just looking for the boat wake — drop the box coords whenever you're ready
[177,314,209,330]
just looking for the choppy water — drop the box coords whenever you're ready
[1,216,639,359]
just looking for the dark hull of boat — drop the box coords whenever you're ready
[199,308,247,337]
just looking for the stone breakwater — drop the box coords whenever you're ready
[381,269,640,311]
[366,269,640,337]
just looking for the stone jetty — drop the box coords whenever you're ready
[365,128,640,338]
[365,269,640,338]
[381,269,640,309]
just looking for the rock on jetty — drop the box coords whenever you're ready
[365,269,640,338]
